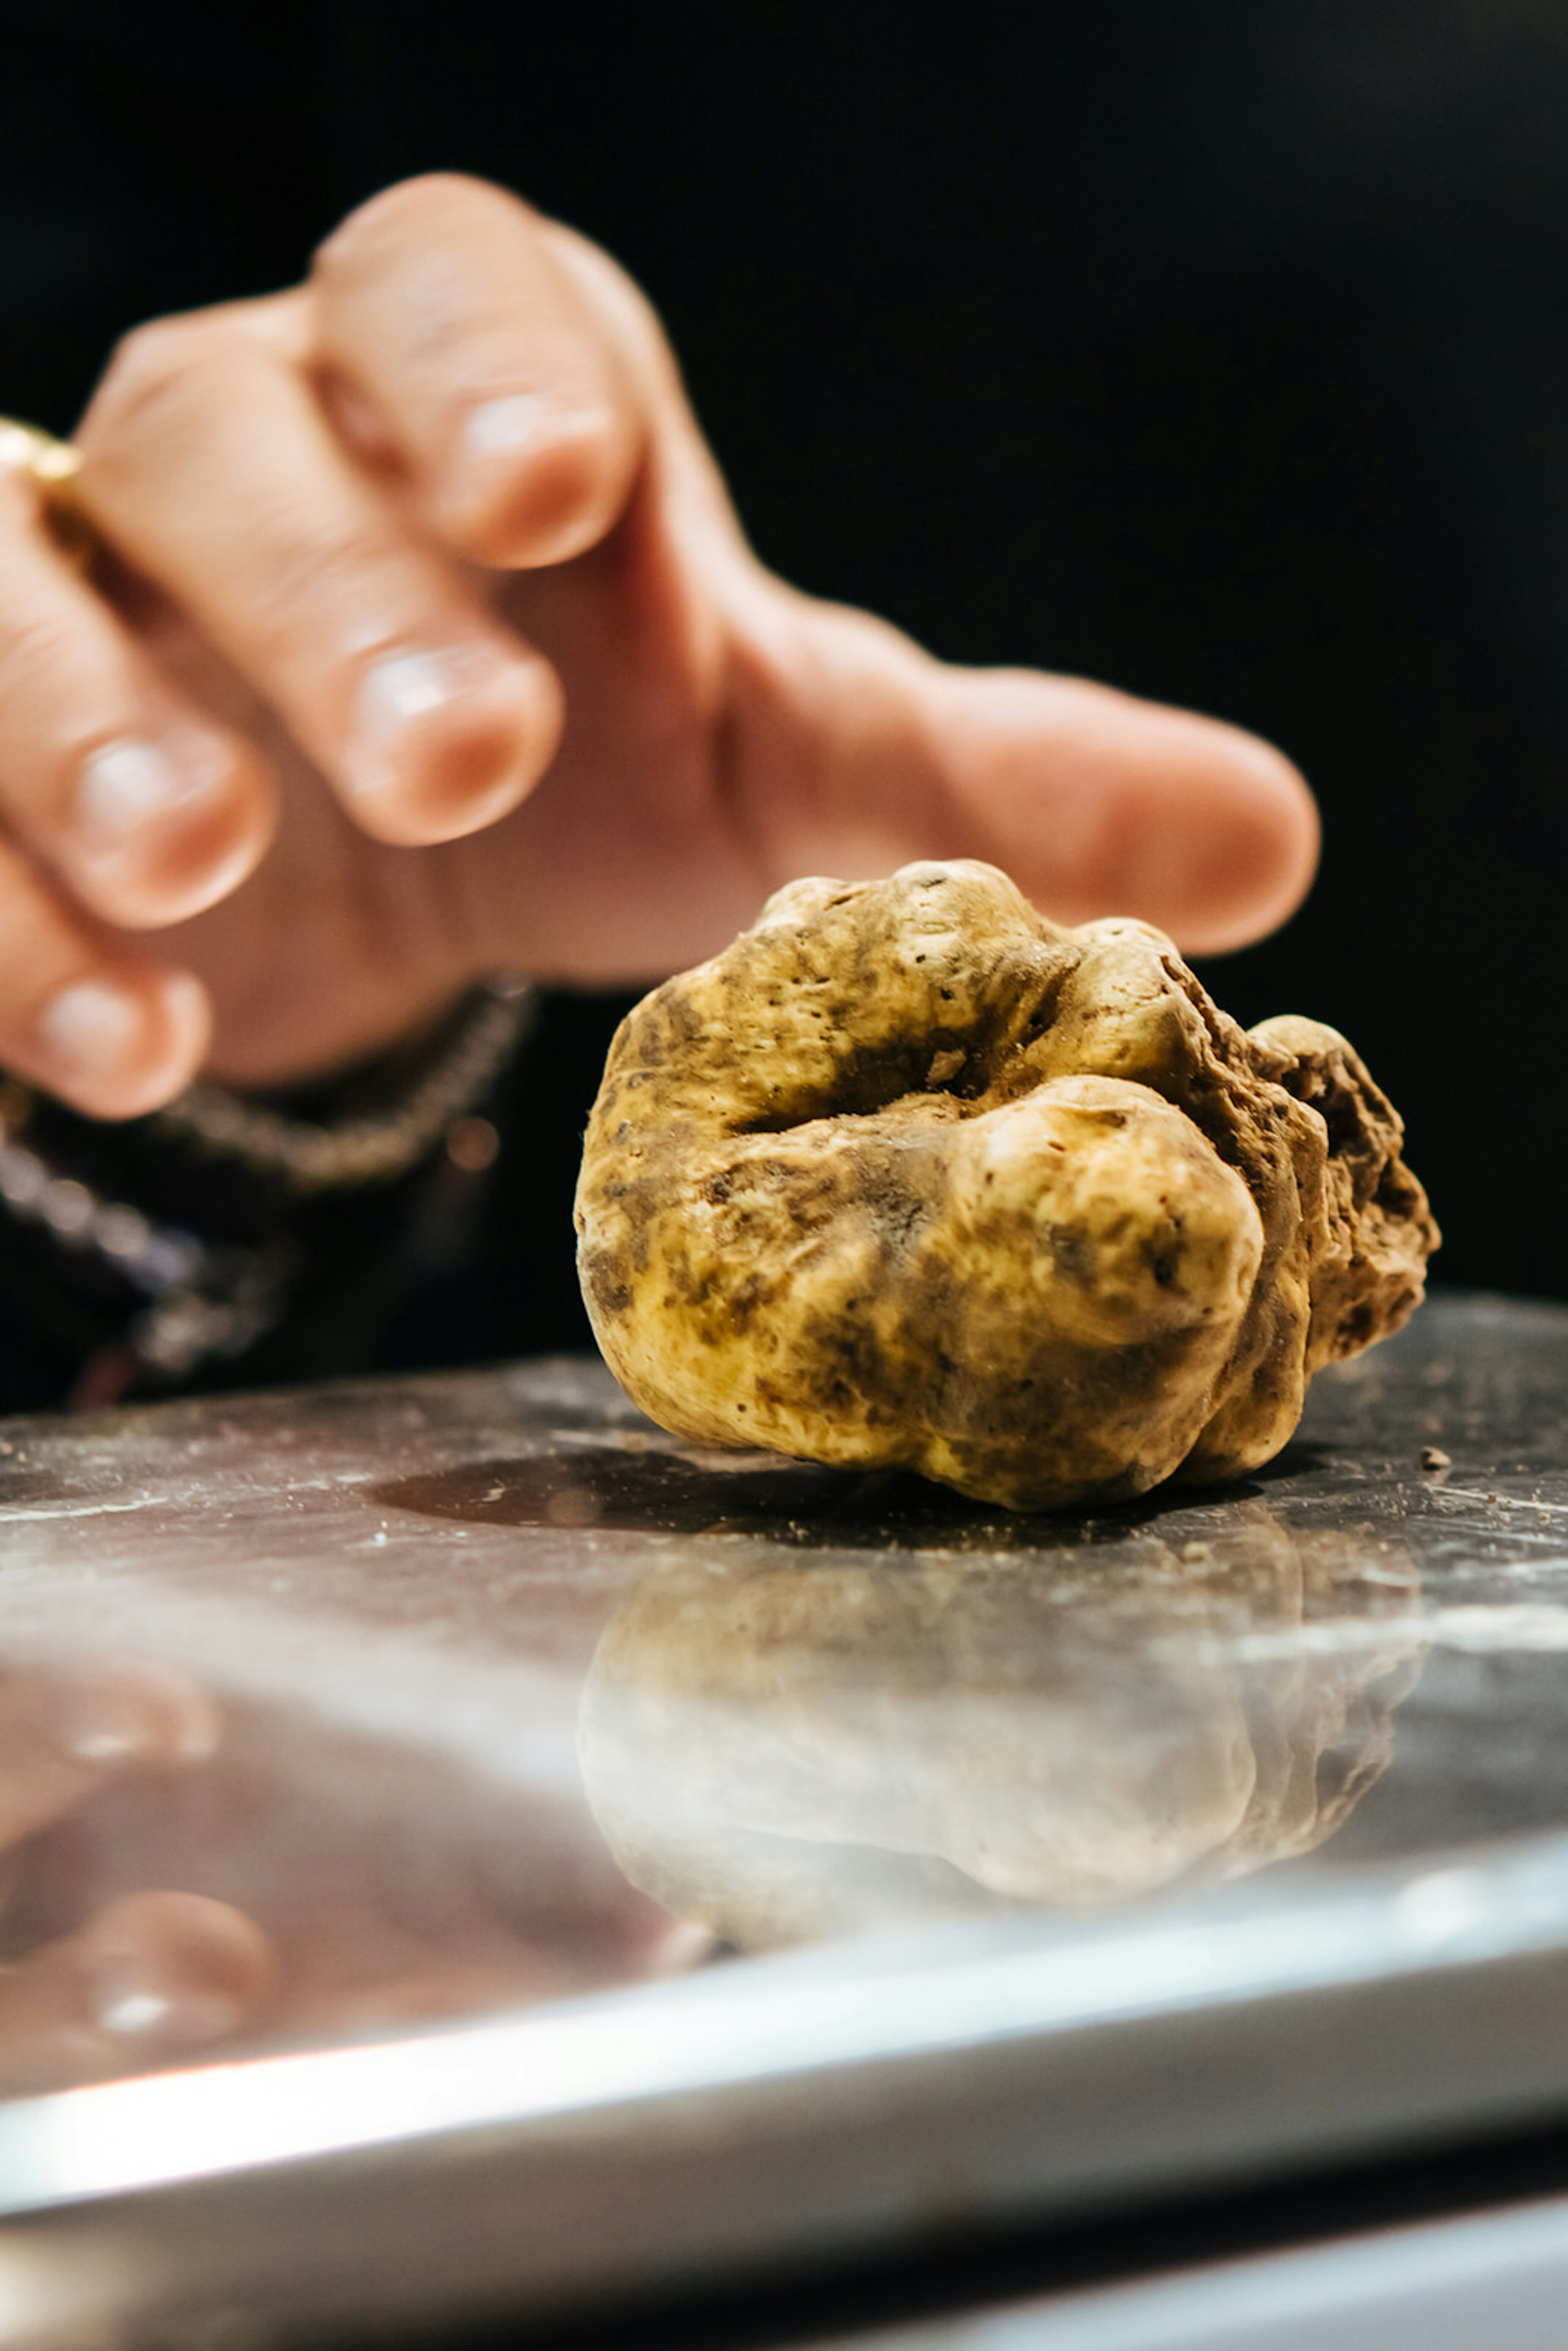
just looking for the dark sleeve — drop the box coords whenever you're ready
[0,989,629,1415]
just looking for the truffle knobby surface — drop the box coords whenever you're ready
[574,862,1439,1509]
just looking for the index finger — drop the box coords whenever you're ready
[312,175,646,570]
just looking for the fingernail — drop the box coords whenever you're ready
[30,972,206,1118]
[463,392,559,458]
[356,643,481,732]
[35,977,144,1076]
[463,393,616,466]
[151,972,211,1072]
[346,642,521,804]
[75,737,218,851]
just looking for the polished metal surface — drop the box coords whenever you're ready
[820,2192,1568,2351]
[0,1291,1566,2342]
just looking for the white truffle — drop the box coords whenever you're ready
[575,861,1438,1509]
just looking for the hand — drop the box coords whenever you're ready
[0,175,1318,1118]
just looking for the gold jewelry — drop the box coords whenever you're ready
[0,416,95,569]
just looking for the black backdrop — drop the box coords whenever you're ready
[5,0,1568,1344]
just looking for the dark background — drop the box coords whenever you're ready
[4,0,1568,1345]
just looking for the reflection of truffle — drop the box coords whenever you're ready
[575,861,1439,1507]
[578,1510,1425,1947]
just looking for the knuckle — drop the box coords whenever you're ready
[81,314,238,463]
[315,172,532,287]
[0,606,86,714]
[246,503,407,650]
[500,429,626,554]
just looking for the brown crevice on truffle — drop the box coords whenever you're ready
[575,860,1439,1510]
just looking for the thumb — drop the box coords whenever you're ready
[732,597,1319,957]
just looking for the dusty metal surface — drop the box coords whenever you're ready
[0,1291,1566,2342]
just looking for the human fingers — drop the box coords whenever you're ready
[318,183,1310,955]
[0,466,275,930]
[0,1891,276,2097]
[0,1659,218,1850]
[0,829,210,1117]
[733,603,1319,957]
[924,663,1320,954]
[312,175,646,571]
[75,301,563,849]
